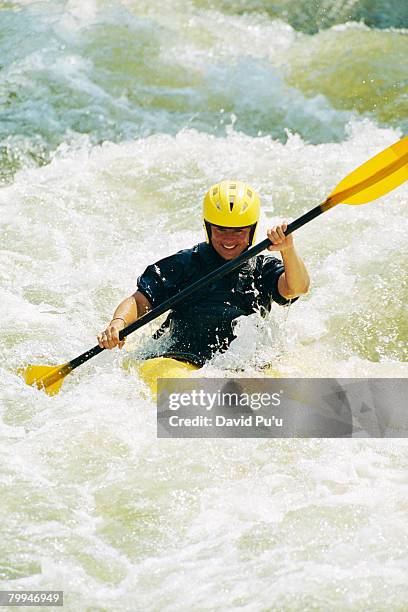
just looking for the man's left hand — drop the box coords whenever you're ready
[267,223,294,252]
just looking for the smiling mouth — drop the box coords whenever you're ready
[222,244,237,250]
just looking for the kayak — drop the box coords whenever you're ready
[135,356,199,397]
[124,354,280,399]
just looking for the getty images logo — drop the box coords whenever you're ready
[168,388,284,411]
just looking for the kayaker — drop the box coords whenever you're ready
[97,180,310,366]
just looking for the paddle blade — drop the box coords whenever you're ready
[20,363,71,396]
[327,136,408,207]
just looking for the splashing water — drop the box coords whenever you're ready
[1,1,407,609]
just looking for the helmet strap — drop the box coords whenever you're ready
[249,223,257,245]
[204,221,213,244]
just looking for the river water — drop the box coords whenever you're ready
[1,1,407,610]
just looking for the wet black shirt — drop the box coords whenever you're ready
[137,242,295,365]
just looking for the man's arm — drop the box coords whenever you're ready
[278,248,310,299]
[267,223,310,299]
[97,291,152,349]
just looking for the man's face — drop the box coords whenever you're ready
[210,225,251,260]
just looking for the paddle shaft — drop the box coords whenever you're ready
[67,203,325,372]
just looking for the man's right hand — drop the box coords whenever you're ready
[97,319,126,350]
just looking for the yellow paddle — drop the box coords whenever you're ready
[21,136,408,395]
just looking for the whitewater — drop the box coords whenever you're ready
[1,1,407,610]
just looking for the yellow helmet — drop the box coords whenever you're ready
[203,180,261,246]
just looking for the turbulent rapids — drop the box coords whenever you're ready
[0,1,407,610]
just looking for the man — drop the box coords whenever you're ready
[97,181,310,366]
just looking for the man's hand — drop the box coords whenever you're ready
[97,293,151,350]
[267,223,294,252]
[97,319,126,350]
